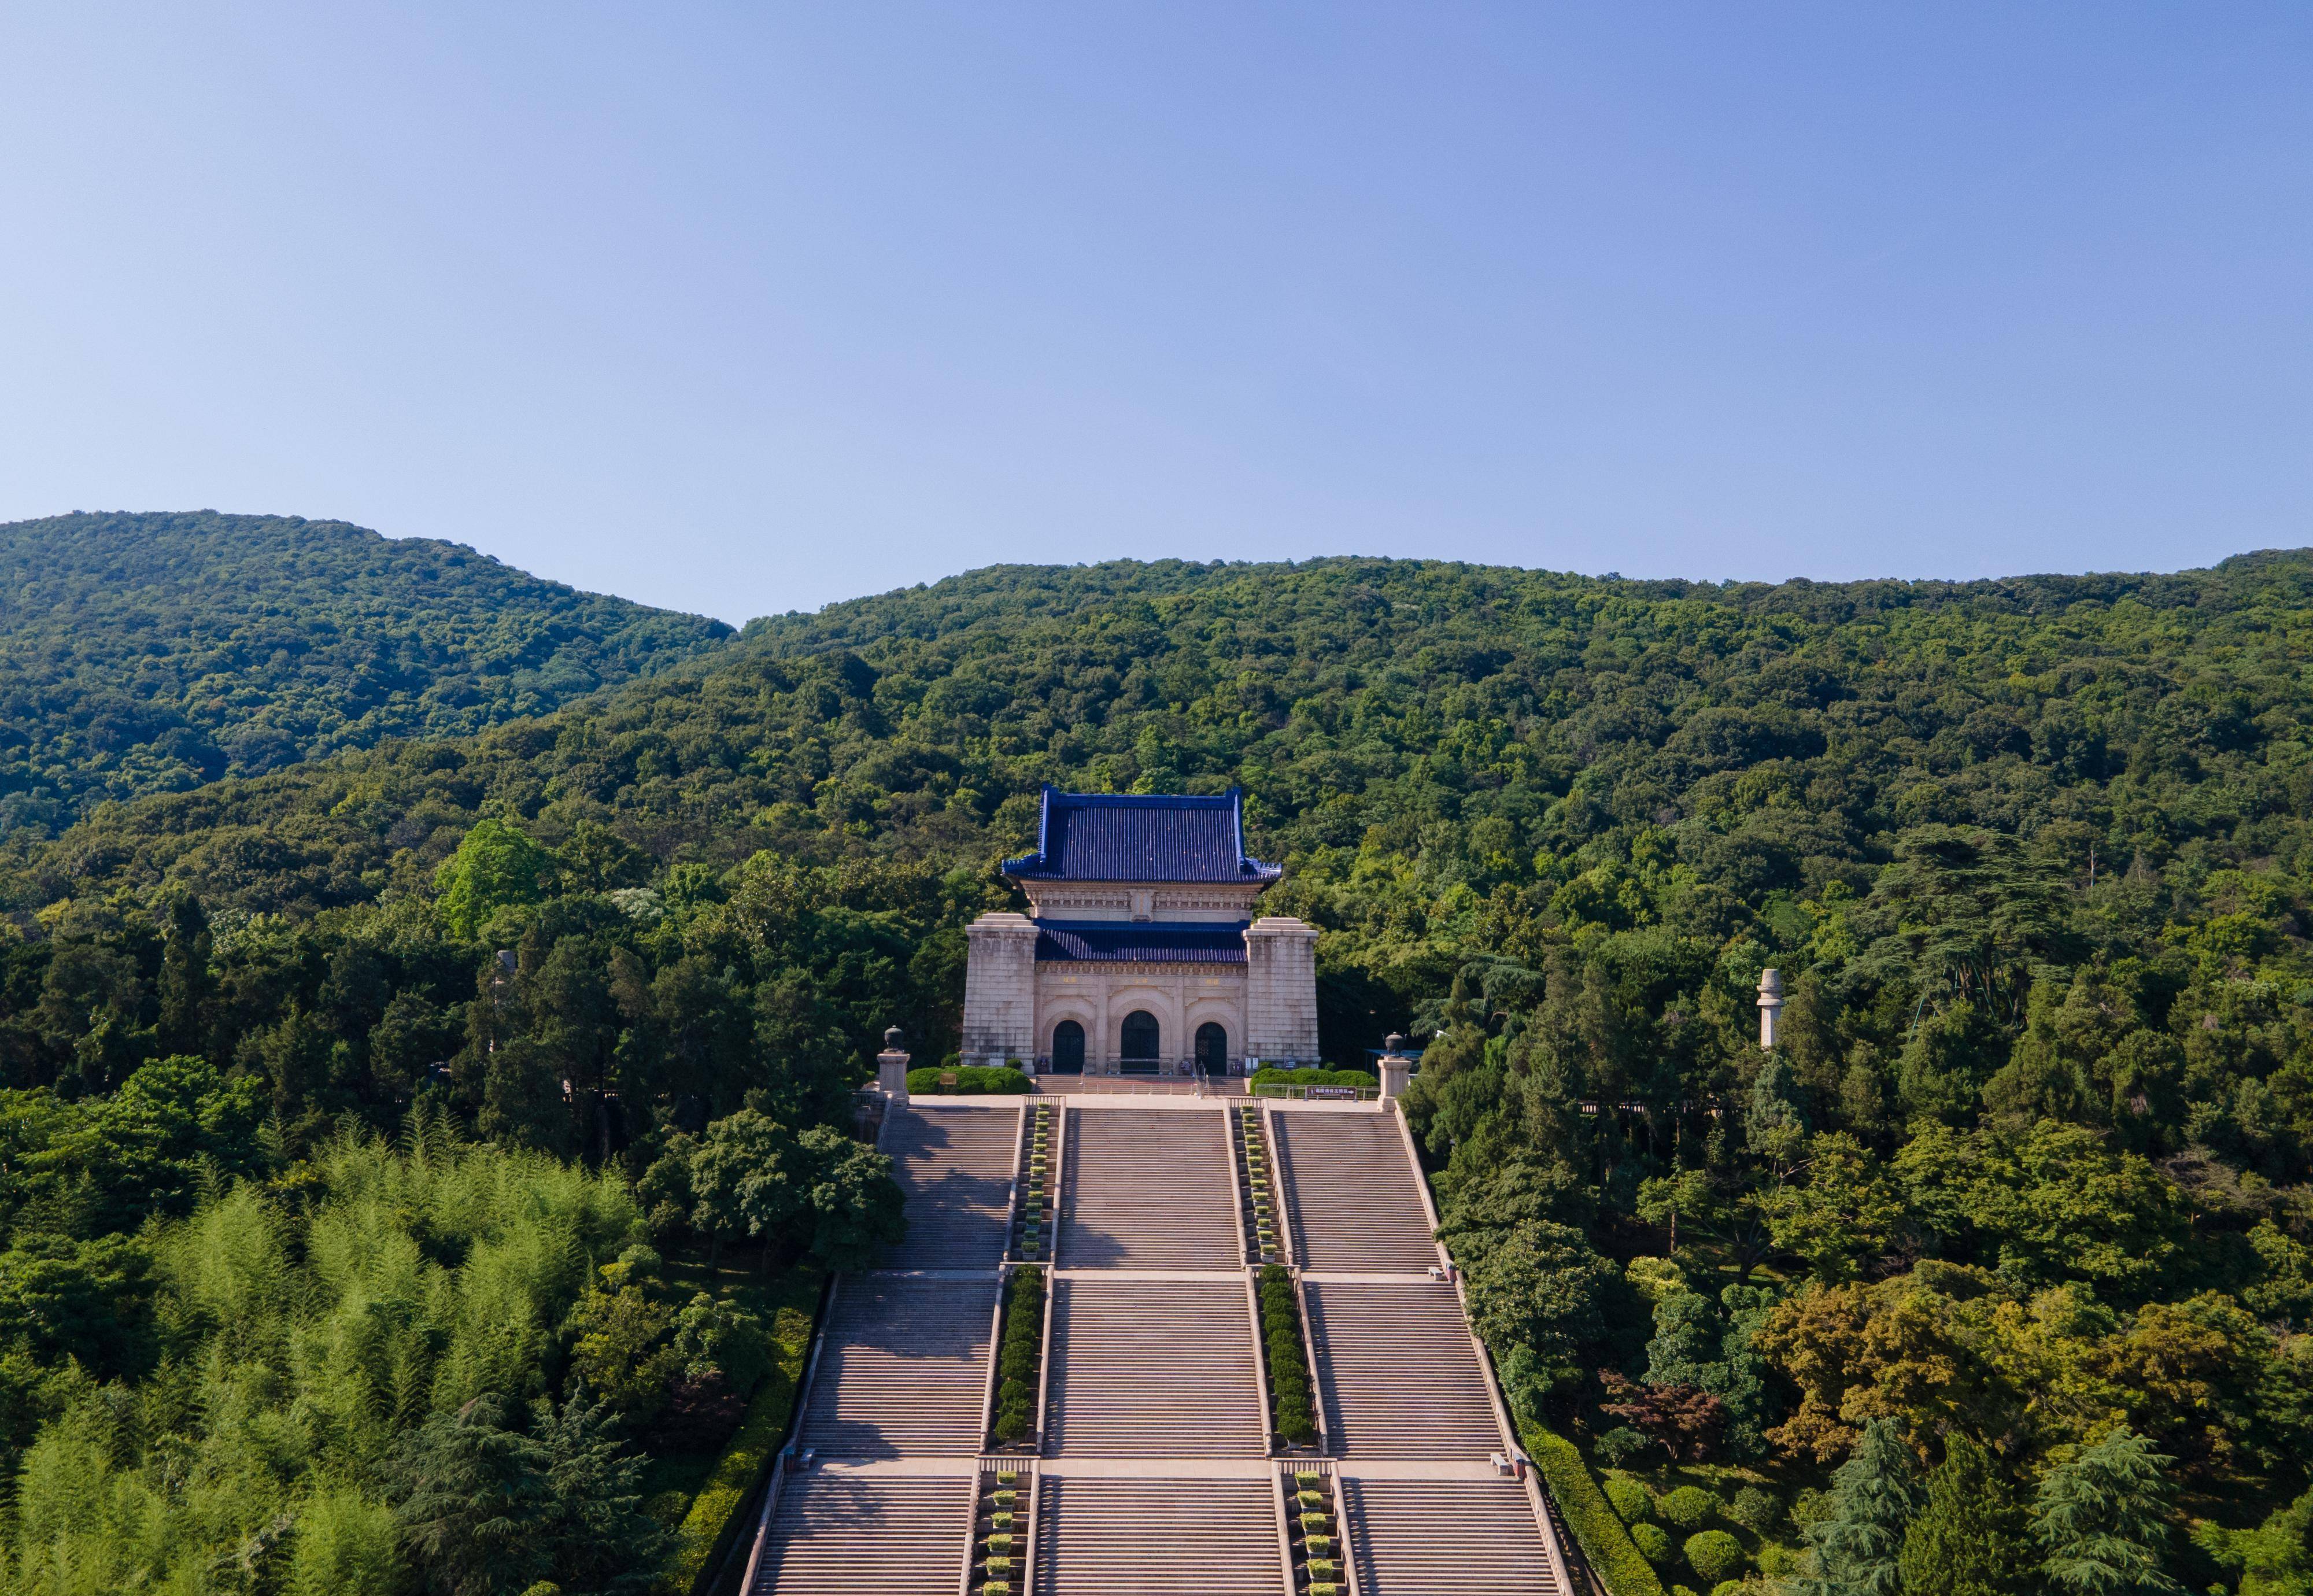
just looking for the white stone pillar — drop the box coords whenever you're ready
[1244,917,1320,1065]
[876,1027,911,1100]
[1757,967,1783,1051]
[1378,1033,1415,1100]
[962,912,1039,1066]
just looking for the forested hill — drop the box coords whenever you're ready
[0,510,734,837]
[9,548,2313,1587]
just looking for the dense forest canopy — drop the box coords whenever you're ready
[0,511,733,839]
[4,538,2313,1591]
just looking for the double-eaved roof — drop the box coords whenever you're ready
[1002,786,1281,885]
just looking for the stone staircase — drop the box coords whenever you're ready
[1032,1476,1284,1596]
[1303,1279,1507,1458]
[1058,1107,1240,1268]
[1044,1277,1267,1457]
[880,1102,1022,1270]
[800,1274,1001,1458]
[1270,1111,1439,1270]
[752,1472,974,1596]
[1343,1479,1562,1596]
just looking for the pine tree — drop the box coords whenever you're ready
[2031,1428,2185,1595]
[156,892,212,1056]
[1798,1417,1923,1596]
[1899,1433,2029,1596]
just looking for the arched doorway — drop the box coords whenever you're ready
[1119,1010,1160,1075]
[1195,1022,1228,1077]
[1051,1019,1085,1075]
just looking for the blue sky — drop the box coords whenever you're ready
[1,4,2305,623]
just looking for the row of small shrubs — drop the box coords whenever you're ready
[1608,1477,1784,1536]
[1607,1475,1789,1590]
[1257,1265,1317,1445]
[989,1267,1045,1443]
[1248,1067,1377,1090]
[909,1065,1032,1095]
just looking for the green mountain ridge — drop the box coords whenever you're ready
[0,509,734,838]
[6,533,2313,1591]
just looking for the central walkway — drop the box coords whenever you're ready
[745,1093,1572,1596]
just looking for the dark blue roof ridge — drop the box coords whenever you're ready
[1002,785,1282,884]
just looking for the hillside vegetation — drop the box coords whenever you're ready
[4,548,2313,1591]
[0,511,733,837]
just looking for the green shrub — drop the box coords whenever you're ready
[1712,1583,1747,1596]
[1659,1486,1717,1530]
[1521,1421,1669,1595]
[1757,1543,1801,1579]
[1631,1523,1673,1566]
[1605,1477,1654,1524]
[1789,1486,1830,1527]
[1684,1531,1743,1586]
[908,1065,1030,1095]
[1595,1425,1656,1467]
[1727,1484,1781,1535]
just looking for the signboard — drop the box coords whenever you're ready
[1306,1085,1361,1101]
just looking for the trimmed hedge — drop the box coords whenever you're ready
[1518,1421,1669,1596]
[991,1267,1045,1442]
[1250,1067,1377,1091]
[660,1291,818,1594]
[1258,1265,1317,1444]
[908,1065,1031,1095]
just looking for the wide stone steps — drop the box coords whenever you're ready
[1045,1278,1266,1457]
[800,1276,998,1457]
[1305,1280,1505,1458]
[754,1473,973,1596]
[1272,1111,1438,1271]
[1059,1108,1240,1268]
[1344,1479,1560,1596]
[879,1102,1020,1269]
[1033,1476,1284,1596]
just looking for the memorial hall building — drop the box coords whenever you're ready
[960,787,1320,1076]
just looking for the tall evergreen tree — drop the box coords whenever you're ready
[2031,1428,2185,1595]
[1798,1417,1924,1596]
[155,892,210,1057]
[1900,1433,2029,1596]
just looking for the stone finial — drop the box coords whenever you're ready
[875,1025,911,1100]
[1757,967,1784,1051]
[1384,1032,1409,1056]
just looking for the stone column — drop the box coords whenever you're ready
[1244,917,1320,1065]
[876,1027,911,1101]
[962,912,1039,1066]
[1757,967,1784,1051]
[1378,1033,1416,1100]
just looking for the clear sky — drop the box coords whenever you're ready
[1,5,2306,623]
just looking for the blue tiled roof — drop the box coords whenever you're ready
[1034,921,1251,963]
[1003,787,1281,884]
